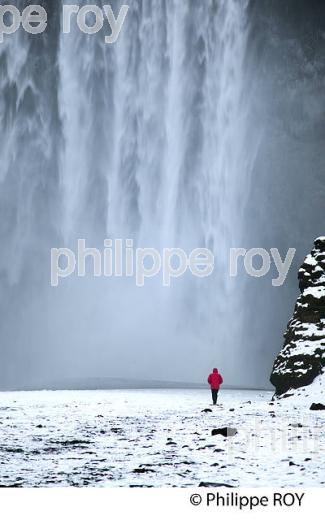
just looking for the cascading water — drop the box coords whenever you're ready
[1,1,324,390]
[0,2,60,285]
[0,0,261,388]
[56,0,252,385]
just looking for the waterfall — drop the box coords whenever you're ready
[1,0,286,389]
[56,0,251,384]
[0,1,60,287]
[59,0,251,244]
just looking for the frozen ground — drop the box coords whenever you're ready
[0,388,324,487]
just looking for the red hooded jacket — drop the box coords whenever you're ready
[208,368,223,390]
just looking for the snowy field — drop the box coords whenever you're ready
[0,388,324,487]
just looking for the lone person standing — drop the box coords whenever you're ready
[207,368,223,405]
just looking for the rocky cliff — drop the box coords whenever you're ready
[271,237,325,396]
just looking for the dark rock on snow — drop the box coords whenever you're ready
[211,427,237,437]
[310,403,325,410]
[129,485,154,488]
[199,482,235,488]
[271,237,325,395]
[133,468,155,474]
[201,408,213,413]
[279,393,294,399]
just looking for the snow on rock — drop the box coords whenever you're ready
[271,237,325,396]
[275,372,325,408]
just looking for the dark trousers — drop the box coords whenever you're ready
[211,389,219,405]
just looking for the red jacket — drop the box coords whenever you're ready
[208,368,223,390]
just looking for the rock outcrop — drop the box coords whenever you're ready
[271,237,325,396]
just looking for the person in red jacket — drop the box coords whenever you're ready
[207,368,223,405]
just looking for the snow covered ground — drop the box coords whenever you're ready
[0,388,324,487]
[278,374,325,405]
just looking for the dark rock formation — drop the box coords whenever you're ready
[271,237,325,395]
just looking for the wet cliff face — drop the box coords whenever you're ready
[236,0,325,386]
[271,237,325,395]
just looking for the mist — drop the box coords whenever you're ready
[0,0,325,390]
